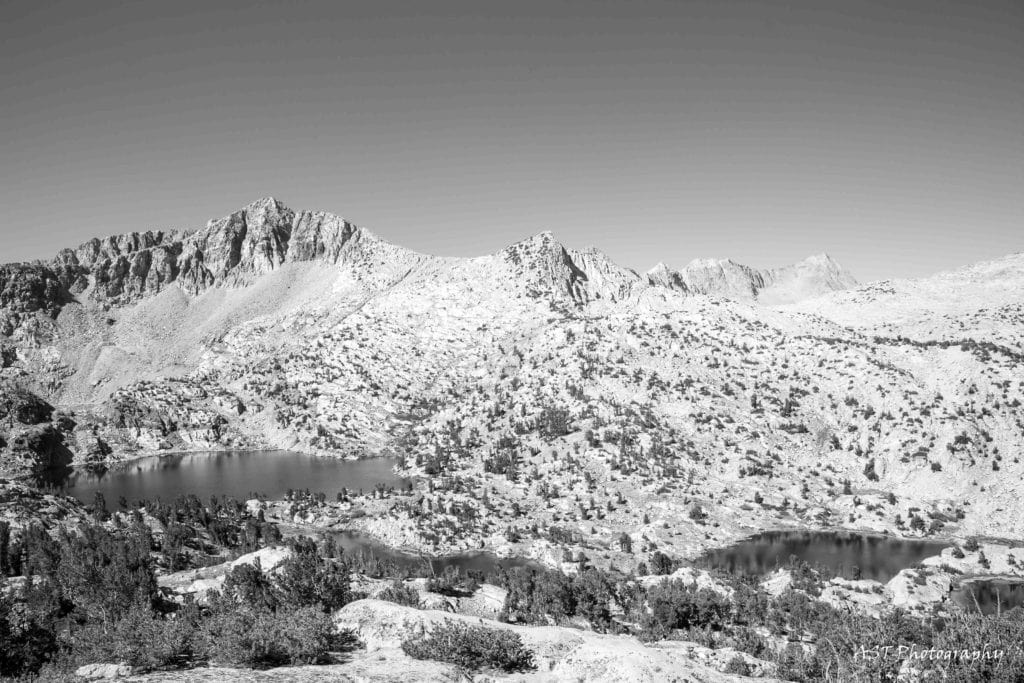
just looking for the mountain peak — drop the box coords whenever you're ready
[244,196,288,211]
[783,253,857,284]
[643,253,857,303]
[515,230,559,247]
[797,253,840,268]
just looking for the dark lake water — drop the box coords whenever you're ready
[36,450,540,577]
[951,579,1024,616]
[36,450,409,504]
[697,530,950,582]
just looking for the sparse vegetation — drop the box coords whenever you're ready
[401,620,535,673]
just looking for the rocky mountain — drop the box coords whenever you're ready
[646,253,858,304]
[790,252,1024,348]
[1,198,1022,565]
[41,198,412,305]
[3,198,854,325]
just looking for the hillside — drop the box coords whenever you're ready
[1,198,1023,565]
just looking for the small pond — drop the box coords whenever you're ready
[35,450,409,504]
[950,579,1024,616]
[697,530,949,582]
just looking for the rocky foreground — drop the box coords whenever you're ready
[70,538,1024,683]
[122,599,773,683]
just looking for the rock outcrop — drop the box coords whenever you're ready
[0,381,73,475]
[49,197,295,305]
[334,599,778,682]
[0,263,70,334]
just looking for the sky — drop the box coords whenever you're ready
[1,0,1021,283]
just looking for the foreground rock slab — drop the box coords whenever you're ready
[333,599,778,682]
[122,598,780,682]
[125,654,469,682]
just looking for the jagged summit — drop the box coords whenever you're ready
[4,198,864,313]
[497,230,563,260]
[801,252,836,265]
[245,195,287,210]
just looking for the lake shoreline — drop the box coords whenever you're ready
[33,451,1024,583]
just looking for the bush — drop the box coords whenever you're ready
[0,591,58,678]
[499,566,576,624]
[641,580,730,639]
[401,620,535,673]
[202,603,350,667]
[426,566,479,597]
[724,654,753,676]
[67,600,198,671]
[650,551,675,576]
[931,610,1024,680]
[378,580,421,608]
[274,540,351,612]
[0,516,360,677]
[571,569,614,629]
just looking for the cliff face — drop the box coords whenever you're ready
[6,199,423,319]
[286,210,359,263]
[0,264,69,334]
[0,381,73,476]
[47,198,295,304]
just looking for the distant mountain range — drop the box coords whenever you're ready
[0,197,858,323]
[646,253,857,304]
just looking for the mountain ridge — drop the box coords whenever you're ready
[646,252,858,304]
[4,198,860,315]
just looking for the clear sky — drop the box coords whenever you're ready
[2,0,1021,282]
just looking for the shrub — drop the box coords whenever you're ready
[223,562,278,610]
[401,620,535,673]
[930,610,1024,680]
[426,566,480,597]
[571,569,614,629]
[498,566,576,624]
[378,580,422,608]
[964,537,980,552]
[0,591,58,678]
[650,551,675,576]
[688,504,706,522]
[724,654,753,676]
[202,603,350,667]
[68,600,198,671]
[275,540,351,611]
[641,580,730,639]
[53,523,159,623]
